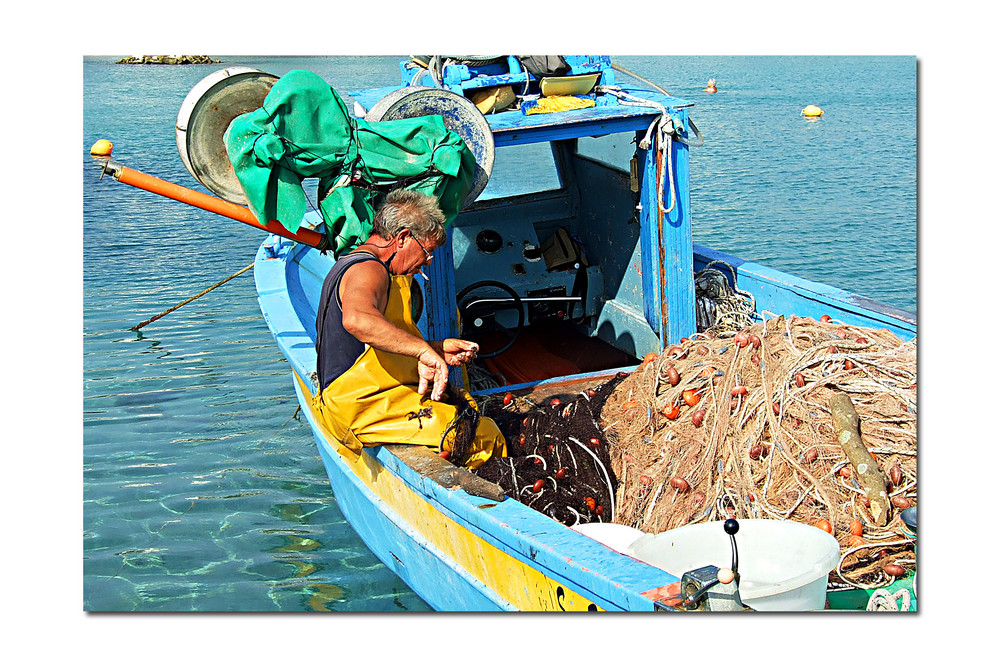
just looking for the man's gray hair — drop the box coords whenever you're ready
[372,189,446,246]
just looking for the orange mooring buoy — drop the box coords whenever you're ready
[703,78,717,93]
[90,139,113,156]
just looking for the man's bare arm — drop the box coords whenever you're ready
[339,262,449,400]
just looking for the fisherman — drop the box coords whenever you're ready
[313,189,507,469]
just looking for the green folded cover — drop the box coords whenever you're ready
[225,70,475,256]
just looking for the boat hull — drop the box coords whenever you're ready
[291,372,680,611]
[293,376,516,610]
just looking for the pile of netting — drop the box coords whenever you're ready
[600,315,917,589]
[476,376,627,527]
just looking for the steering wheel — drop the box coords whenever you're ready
[456,280,524,358]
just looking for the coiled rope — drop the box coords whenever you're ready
[866,587,912,611]
[694,260,757,334]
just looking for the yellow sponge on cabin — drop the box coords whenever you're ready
[522,95,596,115]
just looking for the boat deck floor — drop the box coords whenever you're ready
[480,321,638,386]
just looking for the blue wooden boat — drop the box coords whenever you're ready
[102,56,916,611]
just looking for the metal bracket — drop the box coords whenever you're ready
[679,565,751,611]
[98,158,122,181]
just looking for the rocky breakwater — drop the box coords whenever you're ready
[116,55,221,65]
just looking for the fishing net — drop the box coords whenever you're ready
[476,376,626,526]
[472,311,915,589]
[439,387,482,465]
[600,314,917,589]
[477,308,917,589]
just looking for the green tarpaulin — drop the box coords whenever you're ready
[224,70,476,256]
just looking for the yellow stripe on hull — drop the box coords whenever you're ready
[296,373,603,611]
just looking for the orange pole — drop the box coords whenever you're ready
[103,159,326,248]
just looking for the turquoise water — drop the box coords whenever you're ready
[82,55,916,611]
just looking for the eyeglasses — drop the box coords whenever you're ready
[412,236,433,264]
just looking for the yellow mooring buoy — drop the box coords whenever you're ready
[90,139,113,156]
[801,105,824,118]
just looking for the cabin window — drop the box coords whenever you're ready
[478,143,562,200]
[576,134,634,172]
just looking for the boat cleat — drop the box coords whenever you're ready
[263,234,286,259]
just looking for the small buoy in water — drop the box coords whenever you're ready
[703,78,717,93]
[801,105,824,118]
[90,139,113,155]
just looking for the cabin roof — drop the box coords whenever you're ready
[350,84,694,147]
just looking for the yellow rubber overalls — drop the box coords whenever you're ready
[313,274,506,469]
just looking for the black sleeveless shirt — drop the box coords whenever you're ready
[315,252,390,392]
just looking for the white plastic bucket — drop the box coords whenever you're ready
[627,519,840,611]
[571,523,646,554]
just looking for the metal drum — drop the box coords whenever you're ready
[365,86,494,207]
[176,67,279,204]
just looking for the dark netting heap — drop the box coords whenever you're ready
[477,375,626,526]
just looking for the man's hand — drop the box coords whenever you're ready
[437,338,479,366]
[416,348,450,401]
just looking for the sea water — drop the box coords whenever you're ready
[82,55,916,611]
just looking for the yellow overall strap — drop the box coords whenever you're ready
[314,276,505,468]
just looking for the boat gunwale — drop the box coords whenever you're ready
[693,243,916,336]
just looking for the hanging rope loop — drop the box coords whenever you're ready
[596,85,690,216]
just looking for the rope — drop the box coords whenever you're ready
[610,62,671,97]
[596,85,678,216]
[835,538,914,589]
[129,262,255,331]
[430,56,447,87]
[695,260,757,334]
[607,62,705,147]
[518,59,531,97]
[866,587,911,611]
[254,406,302,450]
[656,130,676,216]
[566,435,617,521]
[410,66,428,86]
